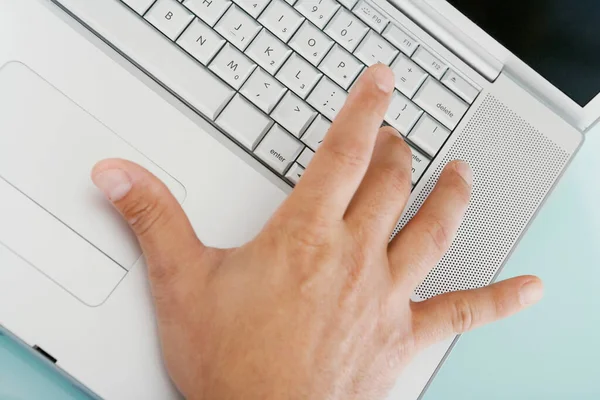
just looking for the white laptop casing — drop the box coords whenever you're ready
[0,0,586,399]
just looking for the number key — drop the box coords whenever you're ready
[324,8,368,52]
[295,0,340,29]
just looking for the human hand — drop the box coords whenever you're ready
[91,64,543,400]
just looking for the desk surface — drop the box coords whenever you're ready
[2,126,599,400]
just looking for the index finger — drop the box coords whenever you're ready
[287,64,395,221]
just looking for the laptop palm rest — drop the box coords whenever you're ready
[0,61,186,306]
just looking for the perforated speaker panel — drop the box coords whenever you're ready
[394,94,571,300]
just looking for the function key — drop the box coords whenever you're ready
[383,23,418,56]
[352,0,389,33]
[411,46,448,79]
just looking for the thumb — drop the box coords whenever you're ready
[91,158,204,287]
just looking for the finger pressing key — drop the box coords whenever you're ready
[286,64,395,221]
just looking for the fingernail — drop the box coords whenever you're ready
[454,160,473,186]
[92,169,132,202]
[519,280,544,306]
[372,64,395,93]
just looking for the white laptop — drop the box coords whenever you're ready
[0,0,596,398]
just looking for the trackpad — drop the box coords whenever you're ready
[0,62,186,305]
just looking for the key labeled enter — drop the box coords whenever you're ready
[254,124,304,173]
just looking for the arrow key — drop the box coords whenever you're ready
[241,68,287,113]
[285,163,305,185]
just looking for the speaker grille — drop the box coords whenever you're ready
[393,94,570,299]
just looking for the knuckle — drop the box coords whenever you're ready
[379,161,411,194]
[322,141,369,170]
[123,195,171,237]
[422,215,453,254]
[283,214,333,250]
[444,165,472,204]
[450,297,476,333]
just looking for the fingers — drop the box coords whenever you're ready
[91,159,204,288]
[411,276,544,348]
[286,64,395,221]
[389,160,472,289]
[344,126,413,243]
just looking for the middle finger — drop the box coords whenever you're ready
[285,65,395,222]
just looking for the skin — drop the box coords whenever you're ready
[91,64,543,400]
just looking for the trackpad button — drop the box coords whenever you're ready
[0,62,186,304]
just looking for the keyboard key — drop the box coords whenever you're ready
[232,0,270,18]
[254,125,304,173]
[411,47,447,79]
[390,53,427,98]
[122,0,156,15]
[441,69,480,104]
[354,30,398,66]
[301,114,330,149]
[285,163,305,184]
[271,91,317,137]
[408,114,450,157]
[384,91,423,136]
[306,77,347,121]
[413,77,468,130]
[216,94,273,149]
[183,0,231,26]
[245,29,292,74]
[240,68,287,113]
[289,21,334,66]
[145,0,195,40]
[318,44,362,89]
[215,5,262,50]
[276,53,322,98]
[408,145,429,185]
[296,146,315,167]
[338,0,358,9]
[383,23,418,56]
[294,0,340,29]
[324,8,368,52]
[177,18,226,65]
[209,43,257,89]
[352,0,388,33]
[259,0,305,42]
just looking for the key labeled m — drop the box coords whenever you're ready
[227,61,239,71]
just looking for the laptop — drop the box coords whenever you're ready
[0,0,596,398]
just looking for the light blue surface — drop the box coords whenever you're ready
[1,127,599,399]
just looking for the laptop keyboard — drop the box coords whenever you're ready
[121,0,481,186]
